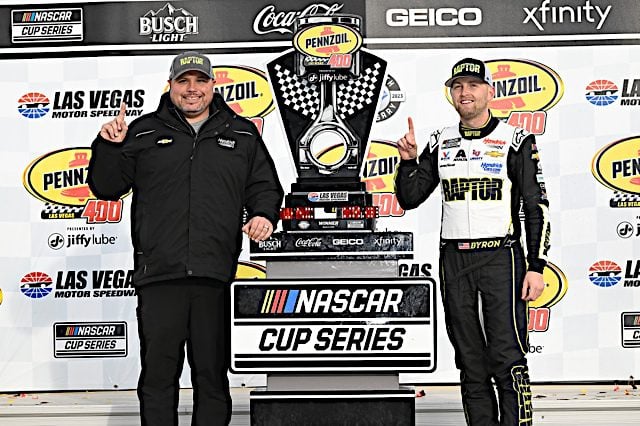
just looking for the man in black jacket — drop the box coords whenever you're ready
[395,58,549,425]
[88,51,283,426]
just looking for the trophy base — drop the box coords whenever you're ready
[250,231,413,261]
[250,388,416,426]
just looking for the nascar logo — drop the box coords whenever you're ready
[261,288,403,314]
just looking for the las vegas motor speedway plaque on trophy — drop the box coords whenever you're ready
[250,14,413,260]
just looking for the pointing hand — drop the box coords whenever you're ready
[397,117,418,160]
[99,102,128,143]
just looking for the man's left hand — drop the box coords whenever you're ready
[522,271,545,301]
[243,216,274,242]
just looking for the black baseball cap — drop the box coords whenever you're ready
[168,51,214,80]
[444,58,493,87]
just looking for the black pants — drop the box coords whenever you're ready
[136,278,231,426]
[439,241,532,426]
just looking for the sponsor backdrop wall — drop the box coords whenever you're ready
[1,0,639,391]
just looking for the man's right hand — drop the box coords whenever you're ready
[397,117,418,161]
[99,102,128,143]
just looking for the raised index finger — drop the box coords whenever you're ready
[117,102,127,120]
[407,117,414,135]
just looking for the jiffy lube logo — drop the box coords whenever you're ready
[293,24,362,65]
[592,136,640,208]
[361,140,404,217]
[23,148,126,222]
[213,66,274,118]
[528,262,568,332]
[446,59,563,135]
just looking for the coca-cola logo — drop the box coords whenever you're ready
[295,237,323,248]
[252,3,344,35]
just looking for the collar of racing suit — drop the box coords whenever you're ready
[458,114,500,139]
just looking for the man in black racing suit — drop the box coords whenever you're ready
[395,58,550,425]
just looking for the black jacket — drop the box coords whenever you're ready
[88,92,283,286]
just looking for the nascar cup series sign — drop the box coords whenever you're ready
[230,279,435,373]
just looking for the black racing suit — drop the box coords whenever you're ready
[88,92,283,426]
[395,116,550,426]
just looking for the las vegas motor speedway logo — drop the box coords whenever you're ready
[588,259,640,288]
[230,279,435,373]
[19,270,136,299]
[585,78,640,107]
[17,90,144,119]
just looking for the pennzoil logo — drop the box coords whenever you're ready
[23,148,126,223]
[362,140,404,217]
[592,136,640,208]
[446,59,564,135]
[528,262,568,332]
[293,24,362,59]
[213,66,274,119]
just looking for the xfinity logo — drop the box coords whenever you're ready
[386,7,482,27]
[374,237,401,247]
[523,0,611,31]
[253,3,343,35]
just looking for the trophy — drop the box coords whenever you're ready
[253,14,412,259]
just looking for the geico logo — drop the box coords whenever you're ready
[296,288,403,313]
[332,238,364,246]
[69,325,117,336]
[386,8,482,27]
[258,240,281,250]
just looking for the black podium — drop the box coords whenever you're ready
[231,254,436,425]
